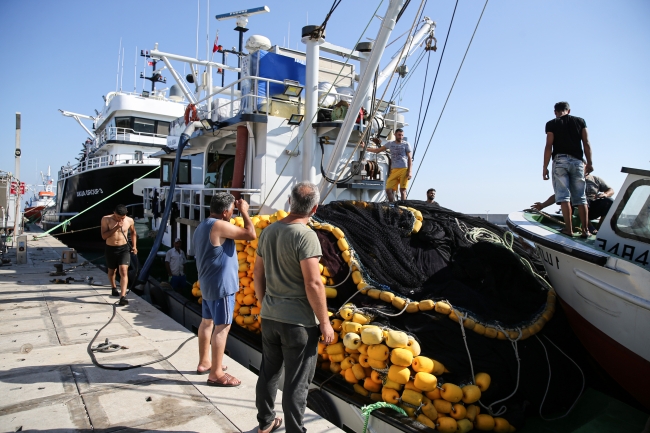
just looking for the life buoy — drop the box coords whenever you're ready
[184,104,199,125]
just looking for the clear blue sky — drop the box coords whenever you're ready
[1,0,648,213]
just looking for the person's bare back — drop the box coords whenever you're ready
[101,214,134,246]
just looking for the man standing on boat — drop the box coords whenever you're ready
[532,172,615,233]
[101,204,137,306]
[165,238,186,290]
[543,101,593,237]
[253,182,335,433]
[193,192,255,386]
[363,128,413,202]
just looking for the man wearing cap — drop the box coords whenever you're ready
[165,238,187,290]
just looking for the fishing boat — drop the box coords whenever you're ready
[129,3,612,431]
[41,61,187,249]
[507,167,650,410]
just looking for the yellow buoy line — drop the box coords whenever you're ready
[310,206,557,342]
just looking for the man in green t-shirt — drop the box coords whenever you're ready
[253,181,334,433]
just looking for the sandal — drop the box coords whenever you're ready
[260,417,283,433]
[580,231,592,239]
[206,373,241,387]
[559,229,575,236]
[196,365,227,375]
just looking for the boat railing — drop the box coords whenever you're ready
[58,152,159,180]
[143,186,263,223]
[97,126,169,147]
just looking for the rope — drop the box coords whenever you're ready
[412,0,459,156]
[361,402,407,433]
[325,265,352,288]
[33,225,102,239]
[409,0,489,191]
[36,166,159,238]
[256,0,386,213]
[87,297,196,371]
[536,335,585,421]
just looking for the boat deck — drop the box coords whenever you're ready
[0,232,340,432]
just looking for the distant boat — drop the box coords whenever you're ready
[24,168,56,222]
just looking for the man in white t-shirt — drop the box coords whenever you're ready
[165,238,187,290]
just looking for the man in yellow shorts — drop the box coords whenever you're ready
[363,128,413,201]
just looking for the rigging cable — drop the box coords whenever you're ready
[409,0,489,194]
[412,0,460,157]
[388,0,428,105]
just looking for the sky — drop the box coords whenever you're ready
[1,0,648,214]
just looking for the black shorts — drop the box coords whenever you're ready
[105,244,131,269]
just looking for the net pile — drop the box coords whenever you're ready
[311,201,585,430]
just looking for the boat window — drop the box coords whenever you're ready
[115,117,131,129]
[178,160,190,184]
[611,179,650,243]
[157,121,170,136]
[133,118,155,134]
[188,153,204,185]
[161,160,173,184]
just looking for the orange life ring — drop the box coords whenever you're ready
[184,104,199,125]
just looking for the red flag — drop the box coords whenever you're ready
[212,30,220,53]
[147,61,154,66]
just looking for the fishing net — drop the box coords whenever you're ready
[312,200,585,428]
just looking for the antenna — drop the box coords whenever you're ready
[215,6,270,89]
[134,46,138,91]
[120,46,125,91]
[116,38,122,92]
[196,0,200,59]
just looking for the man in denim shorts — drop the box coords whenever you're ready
[543,101,594,237]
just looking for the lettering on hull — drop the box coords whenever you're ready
[596,238,649,267]
[77,188,103,197]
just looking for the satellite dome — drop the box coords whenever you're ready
[245,35,272,53]
[169,85,183,101]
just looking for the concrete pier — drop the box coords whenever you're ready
[0,232,340,432]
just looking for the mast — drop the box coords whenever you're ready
[318,0,406,193]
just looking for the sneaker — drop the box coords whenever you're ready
[119,296,129,306]
[111,288,120,297]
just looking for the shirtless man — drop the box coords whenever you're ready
[101,204,137,306]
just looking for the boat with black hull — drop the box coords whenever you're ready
[42,63,187,249]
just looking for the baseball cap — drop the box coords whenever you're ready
[174,238,182,242]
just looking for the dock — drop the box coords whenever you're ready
[0,232,341,432]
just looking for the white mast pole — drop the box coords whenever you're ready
[120,47,125,91]
[134,46,138,92]
[206,0,212,116]
[319,0,406,193]
[301,26,324,183]
[116,38,122,92]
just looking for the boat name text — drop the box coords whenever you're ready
[77,188,103,197]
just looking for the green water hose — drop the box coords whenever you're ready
[360,402,407,433]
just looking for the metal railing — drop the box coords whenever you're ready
[97,126,169,147]
[143,186,262,223]
[58,152,159,180]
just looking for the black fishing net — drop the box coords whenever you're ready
[313,200,585,428]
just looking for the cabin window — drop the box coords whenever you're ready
[133,118,156,134]
[115,117,131,130]
[188,153,204,185]
[611,179,650,243]
[157,121,170,136]
[161,160,173,184]
[178,160,190,184]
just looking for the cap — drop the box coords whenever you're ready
[174,238,182,242]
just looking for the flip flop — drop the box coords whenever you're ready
[559,229,575,236]
[260,417,283,433]
[580,231,592,239]
[196,365,227,375]
[206,373,240,387]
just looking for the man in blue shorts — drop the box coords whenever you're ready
[543,101,594,237]
[193,192,256,386]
